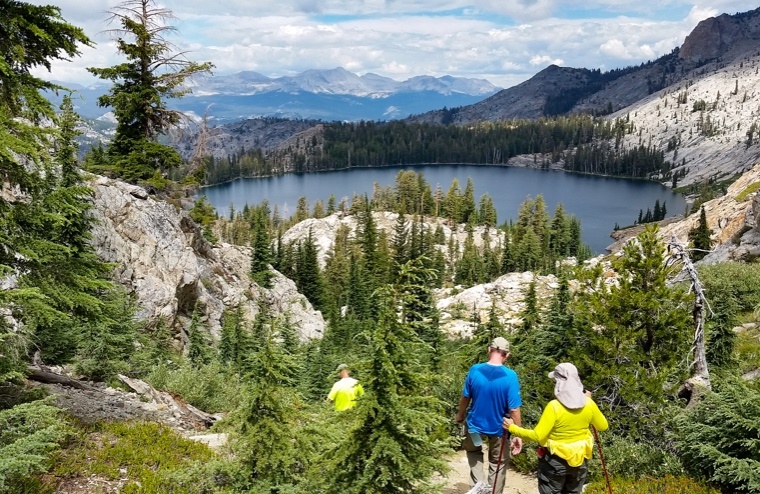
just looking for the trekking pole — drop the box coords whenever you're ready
[592,426,612,494]
[491,414,510,494]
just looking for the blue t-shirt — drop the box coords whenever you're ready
[463,363,522,436]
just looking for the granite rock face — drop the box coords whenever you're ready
[679,10,760,64]
[609,163,760,262]
[89,176,324,344]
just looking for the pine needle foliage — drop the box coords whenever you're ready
[674,377,760,493]
[572,225,692,439]
[86,0,212,181]
[230,320,306,487]
[325,259,449,494]
[0,399,69,491]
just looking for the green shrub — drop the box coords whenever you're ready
[146,361,245,413]
[0,399,69,491]
[736,326,760,374]
[52,421,217,493]
[736,182,760,202]
[585,433,683,482]
[585,475,719,494]
[674,377,760,493]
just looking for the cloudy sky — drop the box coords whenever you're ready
[32,0,760,89]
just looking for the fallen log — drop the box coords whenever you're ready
[27,366,96,391]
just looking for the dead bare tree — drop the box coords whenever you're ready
[667,234,712,406]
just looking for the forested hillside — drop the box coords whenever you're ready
[201,116,671,186]
[2,1,760,493]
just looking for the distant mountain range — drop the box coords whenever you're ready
[176,6,760,187]
[52,67,500,123]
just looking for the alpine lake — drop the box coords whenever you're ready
[199,164,686,254]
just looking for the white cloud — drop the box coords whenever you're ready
[24,0,760,91]
[530,54,564,66]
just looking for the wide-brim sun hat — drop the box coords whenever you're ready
[548,362,586,409]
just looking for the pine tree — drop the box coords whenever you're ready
[295,229,325,311]
[572,225,691,438]
[87,0,212,181]
[675,378,760,494]
[1,1,91,384]
[250,210,274,288]
[232,319,304,486]
[326,261,449,493]
[187,305,210,366]
[519,279,540,334]
[462,178,476,224]
[688,206,713,261]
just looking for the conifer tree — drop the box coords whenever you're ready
[478,193,497,227]
[87,0,212,181]
[326,260,449,493]
[296,229,325,311]
[462,177,476,224]
[1,1,91,383]
[232,319,304,487]
[572,225,691,438]
[519,279,540,334]
[187,305,210,366]
[688,206,713,261]
[391,214,409,283]
[250,210,274,288]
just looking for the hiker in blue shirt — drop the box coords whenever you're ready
[456,337,523,494]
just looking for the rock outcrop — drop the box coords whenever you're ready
[435,271,559,336]
[679,8,760,64]
[608,163,760,262]
[281,211,505,268]
[90,176,324,343]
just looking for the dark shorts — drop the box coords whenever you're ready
[537,453,588,494]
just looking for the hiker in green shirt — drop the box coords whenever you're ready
[327,364,364,411]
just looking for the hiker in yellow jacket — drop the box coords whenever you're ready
[327,364,364,411]
[503,362,608,494]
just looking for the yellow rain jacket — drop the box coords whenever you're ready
[508,399,608,467]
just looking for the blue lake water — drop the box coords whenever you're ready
[200,165,686,253]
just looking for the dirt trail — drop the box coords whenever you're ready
[442,449,538,494]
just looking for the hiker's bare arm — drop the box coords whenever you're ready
[508,408,523,454]
[456,396,470,423]
[509,408,521,426]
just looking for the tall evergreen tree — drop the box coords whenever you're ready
[87,0,212,181]
[250,210,274,288]
[326,261,449,493]
[688,206,713,261]
[1,0,92,385]
[572,225,691,438]
[295,229,325,311]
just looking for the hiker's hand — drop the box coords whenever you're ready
[455,412,465,424]
[503,417,514,428]
[510,437,523,455]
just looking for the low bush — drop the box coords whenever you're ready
[586,433,683,482]
[0,399,69,492]
[146,361,245,413]
[673,377,760,493]
[52,421,220,493]
[584,475,719,494]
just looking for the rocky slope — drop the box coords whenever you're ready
[89,176,325,345]
[409,7,760,186]
[280,211,568,335]
[608,162,760,262]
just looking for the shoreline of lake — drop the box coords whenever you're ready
[199,163,686,254]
